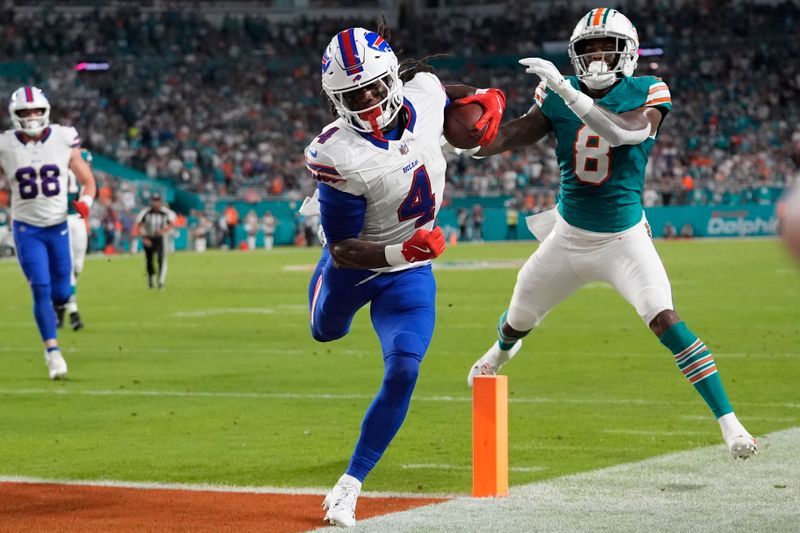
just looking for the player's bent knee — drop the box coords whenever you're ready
[636,286,674,325]
[385,331,427,361]
[383,354,421,392]
[310,315,351,342]
[310,324,348,343]
[51,285,72,306]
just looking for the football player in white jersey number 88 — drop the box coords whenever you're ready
[304,19,506,528]
[0,87,97,380]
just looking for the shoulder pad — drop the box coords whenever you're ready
[52,124,81,148]
[304,131,367,196]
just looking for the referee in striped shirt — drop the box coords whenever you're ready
[136,193,176,289]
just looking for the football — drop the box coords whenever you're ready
[443,103,486,149]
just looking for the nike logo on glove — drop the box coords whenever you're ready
[309,149,318,157]
[409,245,431,254]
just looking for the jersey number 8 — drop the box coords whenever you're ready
[574,126,612,185]
[16,165,61,200]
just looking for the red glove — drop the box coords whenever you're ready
[454,88,506,147]
[400,227,447,263]
[72,199,91,219]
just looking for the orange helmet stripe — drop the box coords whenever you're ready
[592,8,605,26]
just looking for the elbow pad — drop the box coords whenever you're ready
[566,92,651,147]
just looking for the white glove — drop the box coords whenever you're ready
[519,58,592,117]
[519,58,578,102]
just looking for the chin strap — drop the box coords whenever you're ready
[359,108,386,140]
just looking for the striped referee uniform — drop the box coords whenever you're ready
[135,195,176,289]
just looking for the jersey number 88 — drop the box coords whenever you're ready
[16,165,61,200]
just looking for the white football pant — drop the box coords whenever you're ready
[507,210,674,332]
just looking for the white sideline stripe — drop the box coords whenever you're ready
[403,464,546,473]
[0,387,799,410]
[2,344,797,360]
[335,427,800,533]
[283,259,530,273]
[173,308,276,317]
[172,305,308,317]
[680,414,798,423]
[602,429,709,437]
[0,476,452,500]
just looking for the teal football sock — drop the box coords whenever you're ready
[659,321,732,418]
[497,310,524,351]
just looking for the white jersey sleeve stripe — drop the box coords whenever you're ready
[646,89,671,102]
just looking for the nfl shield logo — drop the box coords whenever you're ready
[400,143,409,155]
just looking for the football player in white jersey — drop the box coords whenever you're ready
[0,87,96,379]
[55,148,93,331]
[305,23,505,527]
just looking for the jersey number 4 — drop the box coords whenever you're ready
[574,126,612,185]
[398,165,435,227]
[16,165,61,199]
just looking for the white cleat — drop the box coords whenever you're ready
[322,475,360,528]
[468,340,522,387]
[726,433,758,460]
[44,349,68,380]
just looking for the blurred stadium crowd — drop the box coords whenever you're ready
[0,1,798,229]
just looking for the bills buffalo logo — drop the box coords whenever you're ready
[321,47,332,75]
[364,32,392,52]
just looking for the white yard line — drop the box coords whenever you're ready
[0,387,798,410]
[0,475,451,500]
[402,464,547,473]
[326,427,800,533]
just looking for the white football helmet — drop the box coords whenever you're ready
[321,27,403,135]
[9,86,51,136]
[568,8,639,90]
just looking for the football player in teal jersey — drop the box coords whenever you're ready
[467,8,757,459]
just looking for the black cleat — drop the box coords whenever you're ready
[69,311,84,331]
[55,305,65,329]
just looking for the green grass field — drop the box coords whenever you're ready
[1,239,798,494]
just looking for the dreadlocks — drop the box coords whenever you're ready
[377,14,440,83]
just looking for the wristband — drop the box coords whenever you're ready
[384,243,409,266]
[79,194,94,209]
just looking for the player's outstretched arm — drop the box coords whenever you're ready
[476,105,552,157]
[329,227,446,270]
[519,58,662,147]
